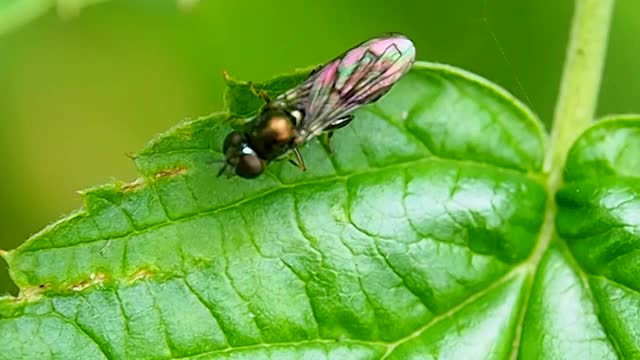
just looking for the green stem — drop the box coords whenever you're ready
[528,0,614,296]
[511,5,615,356]
[545,0,614,179]
[529,0,614,272]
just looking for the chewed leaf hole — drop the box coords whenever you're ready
[153,166,187,180]
[119,178,146,193]
[69,272,108,292]
[20,283,50,301]
[128,267,157,284]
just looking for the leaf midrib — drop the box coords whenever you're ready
[17,155,539,257]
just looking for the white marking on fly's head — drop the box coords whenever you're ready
[401,111,409,121]
[241,146,256,155]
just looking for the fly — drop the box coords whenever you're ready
[219,33,416,179]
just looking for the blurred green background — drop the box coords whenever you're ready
[0,0,638,295]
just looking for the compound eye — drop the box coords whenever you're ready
[236,153,264,178]
[223,131,245,154]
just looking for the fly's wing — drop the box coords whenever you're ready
[271,34,416,143]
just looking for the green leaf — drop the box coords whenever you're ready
[223,69,313,120]
[553,116,640,359]
[1,61,638,358]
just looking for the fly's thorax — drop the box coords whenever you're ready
[264,115,294,142]
[247,108,299,160]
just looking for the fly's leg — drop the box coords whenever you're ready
[319,132,336,153]
[224,70,272,104]
[320,114,355,153]
[257,89,271,103]
[217,163,233,178]
[293,147,307,171]
[288,147,307,171]
[248,81,272,104]
[308,65,323,77]
[288,159,300,169]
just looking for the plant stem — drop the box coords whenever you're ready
[510,5,615,357]
[530,0,614,309]
[531,0,614,270]
[545,0,614,178]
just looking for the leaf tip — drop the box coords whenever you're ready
[222,70,245,87]
[76,187,101,197]
[125,152,139,160]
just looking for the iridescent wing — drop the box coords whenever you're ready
[271,33,416,144]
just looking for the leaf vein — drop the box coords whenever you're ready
[181,278,231,348]
[50,311,111,360]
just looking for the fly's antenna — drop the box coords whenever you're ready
[216,163,229,177]
[203,157,229,177]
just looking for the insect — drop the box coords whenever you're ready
[219,33,416,179]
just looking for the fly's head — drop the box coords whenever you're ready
[219,131,265,179]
